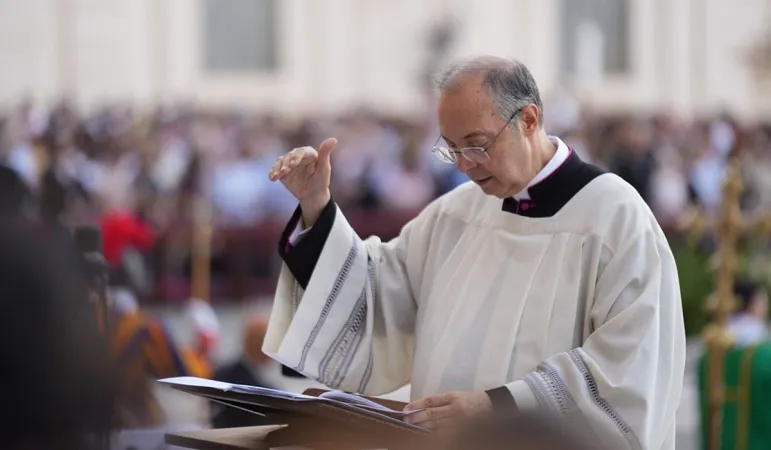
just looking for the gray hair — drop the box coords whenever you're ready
[434,56,544,127]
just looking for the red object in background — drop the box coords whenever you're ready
[100,212,155,268]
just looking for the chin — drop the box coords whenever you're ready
[476,177,504,197]
[477,179,518,199]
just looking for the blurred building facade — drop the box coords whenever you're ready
[0,0,769,119]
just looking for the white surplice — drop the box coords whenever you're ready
[264,154,685,450]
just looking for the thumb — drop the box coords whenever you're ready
[317,137,338,161]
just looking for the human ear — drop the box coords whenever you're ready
[520,105,540,136]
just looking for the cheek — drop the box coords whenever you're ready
[481,157,504,179]
[455,158,475,174]
[488,151,517,179]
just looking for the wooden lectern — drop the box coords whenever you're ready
[164,387,431,450]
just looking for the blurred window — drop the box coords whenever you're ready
[202,0,278,72]
[560,0,630,77]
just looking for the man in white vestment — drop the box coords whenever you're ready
[264,56,686,450]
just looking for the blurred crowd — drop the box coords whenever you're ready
[1,94,770,300]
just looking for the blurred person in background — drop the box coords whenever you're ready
[0,220,115,450]
[100,170,221,429]
[97,161,158,300]
[689,131,726,216]
[698,279,771,450]
[0,165,35,218]
[727,280,768,346]
[209,130,270,226]
[110,292,219,428]
[560,127,594,164]
[649,146,689,231]
[210,313,277,428]
[1,109,40,189]
[38,139,97,229]
[329,111,402,209]
[608,118,656,205]
[208,119,296,227]
[370,123,436,212]
[740,128,771,212]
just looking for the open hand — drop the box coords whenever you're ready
[403,390,493,433]
[268,137,337,204]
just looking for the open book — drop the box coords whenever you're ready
[158,377,422,423]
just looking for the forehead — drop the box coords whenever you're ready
[437,76,498,139]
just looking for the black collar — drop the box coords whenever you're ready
[501,150,605,217]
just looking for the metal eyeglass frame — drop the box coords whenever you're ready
[431,108,523,164]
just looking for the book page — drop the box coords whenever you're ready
[158,377,316,400]
[319,391,390,410]
[159,377,427,430]
[318,390,421,416]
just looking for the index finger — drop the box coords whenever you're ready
[403,404,455,426]
[287,146,319,165]
[404,393,454,411]
[268,156,285,181]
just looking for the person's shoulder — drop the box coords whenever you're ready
[395,181,486,237]
[437,180,483,203]
[422,181,488,220]
[573,173,665,248]
[585,172,648,204]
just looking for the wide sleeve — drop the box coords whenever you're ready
[497,229,686,450]
[263,200,434,396]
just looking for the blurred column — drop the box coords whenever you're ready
[574,20,604,85]
[630,0,658,111]
[453,0,521,58]
[658,0,695,116]
[280,0,316,115]
[690,0,708,114]
[149,0,171,101]
[523,0,560,93]
[57,0,77,96]
[749,4,771,120]
[655,0,672,109]
[68,0,155,108]
[164,0,196,99]
[311,0,358,114]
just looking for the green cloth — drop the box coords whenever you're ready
[698,342,771,450]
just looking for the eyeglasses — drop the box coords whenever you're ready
[431,109,522,164]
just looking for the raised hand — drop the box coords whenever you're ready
[269,137,338,226]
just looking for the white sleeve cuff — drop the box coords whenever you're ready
[506,379,538,411]
[288,221,312,245]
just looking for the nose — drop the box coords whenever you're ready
[455,157,476,174]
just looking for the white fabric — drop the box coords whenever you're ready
[110,287,139,315]
[6,143,38,188]
[728,314,768,346]
[514,137,571,200]
[289,221,312,245]
[264,174,685,450]
[187,298,221,336]
[290,137,570,241]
